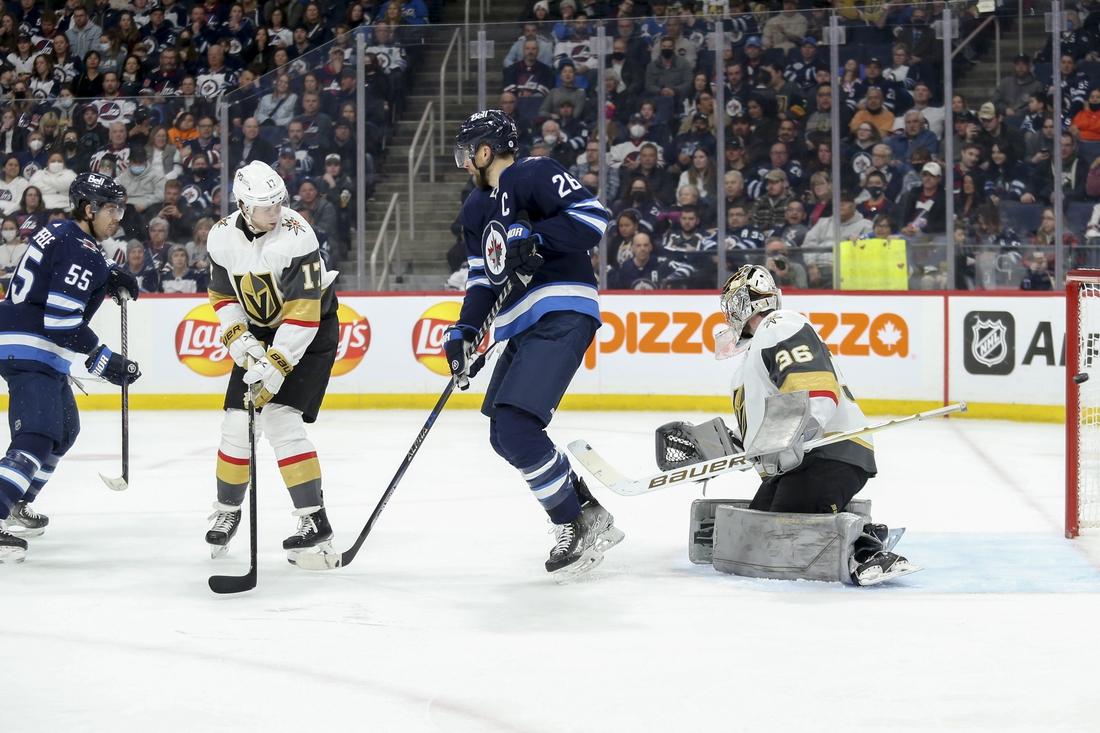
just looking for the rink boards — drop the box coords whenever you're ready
[31,290,1067,421]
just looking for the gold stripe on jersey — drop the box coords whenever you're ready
[779,371,841,400]
[823,432,874,452]
[282,297,321,324]
[233,271,282,326]
[732,385,747,439]
[209,288,237,309]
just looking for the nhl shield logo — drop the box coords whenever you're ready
[964,311,1015,375]
[482,220,509,285]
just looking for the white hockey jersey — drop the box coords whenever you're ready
[727,309,877,476]
[207,208,338,365]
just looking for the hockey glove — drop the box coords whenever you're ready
[443,324,478,390]
[242,348,293,409]
[755,418,822,477]
[106,266,140,304]
[86,344,141,386]
[220,321,267,369]
[504,218,544,286]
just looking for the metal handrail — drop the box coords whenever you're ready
[370,193,401,291]
[407,101,436,239]
[951,14,996,59]
[439,27,462,156]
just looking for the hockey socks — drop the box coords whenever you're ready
[521,449,582,525]
[24,454,60,504]
[0,450,43,521]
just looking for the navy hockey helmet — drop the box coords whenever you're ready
[69,171,127,218]
[453,109,518,168]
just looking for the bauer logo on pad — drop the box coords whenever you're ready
[963,311,1015,375]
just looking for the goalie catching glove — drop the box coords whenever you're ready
[220,321,267,369]
[85,344,141,386]
[242,347,292,408]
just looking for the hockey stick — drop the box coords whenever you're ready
[208,379,259,594]
[99,295,130,491]
[294,277,517,572]
[568,402,968,497]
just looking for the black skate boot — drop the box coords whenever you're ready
[545,497,625,583]
[206,502,242,559]
[3,500,48,538]
[0,526,28,564]
[850,523,921,586]
[283,506,334,565]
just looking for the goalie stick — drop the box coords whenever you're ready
[568,402,968,497]
[294,239,533,572]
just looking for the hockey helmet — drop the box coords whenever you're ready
[453,109,518,168]
[69,172,126,218]
[714,265,782,359]
[233,161,287,231]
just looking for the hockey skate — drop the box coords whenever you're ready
[284,506,334,565]
[0,527,28,564]
[206,503,242,559]
[3,500,48,538]
[545,482,625,583]
[851,551,922,586]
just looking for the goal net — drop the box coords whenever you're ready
[1067,271,1100,538]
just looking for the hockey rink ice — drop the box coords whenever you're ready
[7,408,1100,732]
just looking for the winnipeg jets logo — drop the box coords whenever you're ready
[482,220,508,285]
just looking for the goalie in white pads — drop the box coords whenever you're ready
[204,161,340,564]
[710,265,919,585]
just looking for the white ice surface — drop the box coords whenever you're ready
[6,410,1100,732]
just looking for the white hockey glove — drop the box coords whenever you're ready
[221,321,267,369]
[756,418,823,477]
[242,347,293,409]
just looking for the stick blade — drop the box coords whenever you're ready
[98,473,128,491]
[208,570,257,594]
[293,551,344,571]
[567,440,643,496]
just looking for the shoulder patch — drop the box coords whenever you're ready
[282,217,305,236]
[214,217,230,228]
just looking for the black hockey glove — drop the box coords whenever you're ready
[106,265,140,304]
[86,344,141,386]
[443,324,481,390]
[504,218,544,286]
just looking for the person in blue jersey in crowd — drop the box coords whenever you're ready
[444,109,624,582]
[0,172,141,562]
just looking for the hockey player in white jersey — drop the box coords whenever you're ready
[715,265,918,585]
[204,161,340,564]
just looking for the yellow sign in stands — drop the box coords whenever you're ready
[839,237,909,290]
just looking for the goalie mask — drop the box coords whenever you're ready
[233,161,288,233]
[714,265,782,360]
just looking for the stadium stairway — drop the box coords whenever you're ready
[344,7,520,291]
[954,12,1046,110]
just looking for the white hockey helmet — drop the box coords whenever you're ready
[714,265,782,359]
[233,161,287,230]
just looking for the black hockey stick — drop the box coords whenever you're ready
[99,295,130,491]
[295,276,518,572]
[208,389,258,593]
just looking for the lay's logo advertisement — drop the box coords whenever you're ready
[174,303,371,377]
[411,301,490,376]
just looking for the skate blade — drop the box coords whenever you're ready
[552,548,605,584]
[857,563,923,587]
[0,546,26,564]
[209,544,230,559]
[288,541,334,567]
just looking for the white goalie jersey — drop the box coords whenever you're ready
[207,208,338,366]
[728,309,877,476]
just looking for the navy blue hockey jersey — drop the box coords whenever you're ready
[459,156,609,340]
[0,220,112,373]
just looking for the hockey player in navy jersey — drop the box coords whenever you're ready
[445,110,624,581]
[0,172,141,562]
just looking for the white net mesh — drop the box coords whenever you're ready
[1077,281,1100,528]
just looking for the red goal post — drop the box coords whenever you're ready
[1067,271,1100,538]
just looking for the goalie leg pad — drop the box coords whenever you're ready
[260,404,323,509]
[655,417,741,471]
[711,505,866,584]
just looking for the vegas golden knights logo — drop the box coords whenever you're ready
[233,271,282,324]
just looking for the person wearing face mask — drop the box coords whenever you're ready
[609,114,666,171]
[180,152,215,214]
[115,146,166,241]
[1070,88,1100,142]
[17,132,49,179]
[856,171,895,221]
[28,152,77,211]
[0,214,27,291]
